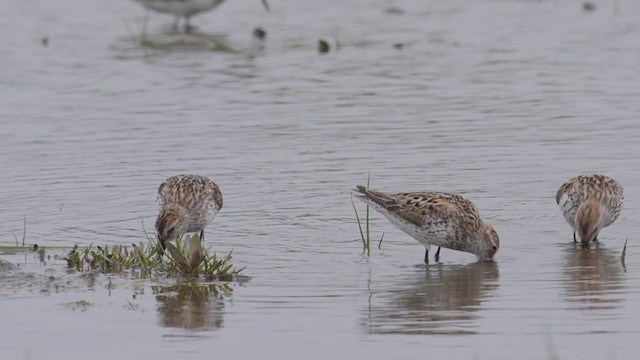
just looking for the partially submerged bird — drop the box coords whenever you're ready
[556,174,623,245]
[353,186,499,263]
[131,0,270,32]
[155,175,223,255]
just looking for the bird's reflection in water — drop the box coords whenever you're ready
[364,262,499,335]
[153,282,233,330]
[562,243,626,313]
[112,29,238,59]
[138,30,235,52]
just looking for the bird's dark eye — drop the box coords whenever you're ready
[492,245,497,251]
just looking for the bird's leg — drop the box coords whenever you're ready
[424,244,431,264]
[573,232,576,243]
[199,230,205,243]
[435,247,441,263]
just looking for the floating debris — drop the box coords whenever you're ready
[318,39,330,54]
[384,7,405,15]
[393,43,405,50]
[41,36,49,47]
[253,27,267,40]
[583,2,595,12]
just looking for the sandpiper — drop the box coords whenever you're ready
[353,186,499,263]
[131,0,270,32]
[155,175,223,254]
[556,174,623,245]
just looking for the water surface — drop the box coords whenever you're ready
[1,0,640,359]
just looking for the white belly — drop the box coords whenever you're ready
[382,212,452,248]
[558,193,578,230]
[137,0,225,16]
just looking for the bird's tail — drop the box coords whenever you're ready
[352,185,393,208]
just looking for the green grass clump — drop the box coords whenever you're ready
[4,218,243,280]
[64,242,161,276]
[62,234,243,280]
[163,235,245,281]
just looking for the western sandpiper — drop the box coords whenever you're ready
[353,186,499,263]
[131,0,269,32]
[556,174,623,245]
[155,175,223,254]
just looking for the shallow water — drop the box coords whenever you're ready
[2,0,640,359]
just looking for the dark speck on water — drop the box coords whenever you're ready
[253,27,266,40]
[318,39,330,54]
[384,7,405,15]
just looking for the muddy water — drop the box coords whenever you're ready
[2,0,640,359]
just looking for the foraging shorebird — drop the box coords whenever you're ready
[131,0,270,32]
[556,174,623,245]
[353,186,499,263]
[155,175,223,254]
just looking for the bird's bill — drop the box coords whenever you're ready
[261,0,270,11]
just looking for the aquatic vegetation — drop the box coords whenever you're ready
[163,234,244,281]
[64,242,158,275]
[11,215,26,247]
[62,300,94,312]
[62,234,243,280]
[122,13,151,47]
[1,217,242,280]
[351,172,384,256]
[621,238,628,271]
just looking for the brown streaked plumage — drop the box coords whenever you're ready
[556,174,623,245]
[353,186,499,263]
[155,175,223,254]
